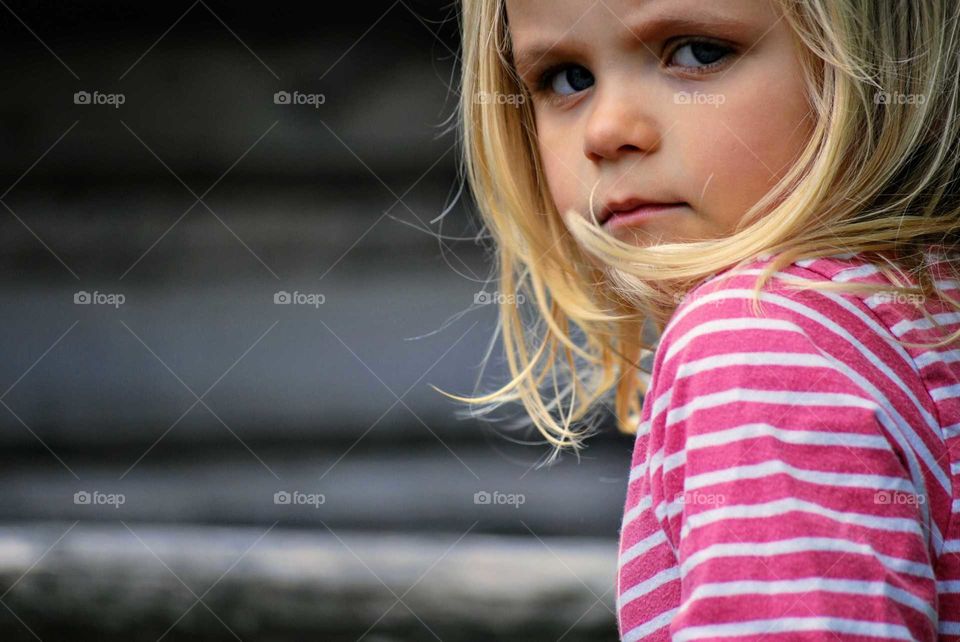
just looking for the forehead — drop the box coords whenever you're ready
[505,0,760,25]
[505,0,645,26]
[505,0,771,73]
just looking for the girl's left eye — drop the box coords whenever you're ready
[667,39,734,71]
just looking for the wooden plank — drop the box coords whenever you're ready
[0,522,618,640]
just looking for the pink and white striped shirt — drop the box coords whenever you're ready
[616,248,960,640]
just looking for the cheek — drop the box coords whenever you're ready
[537,128,583,215]
[680,80,812,230]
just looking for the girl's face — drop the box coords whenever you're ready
[505,0,814,245]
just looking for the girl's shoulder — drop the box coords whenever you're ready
[657,246,953,370]
[671,246,958,324]
[658,246,960,376]
[665,249,878,340]
[689,248,889,300]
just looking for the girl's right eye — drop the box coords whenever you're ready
[537,64,595,97]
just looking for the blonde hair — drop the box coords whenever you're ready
[433,0,960,466]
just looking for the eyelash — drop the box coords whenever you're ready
[532,37,736,96]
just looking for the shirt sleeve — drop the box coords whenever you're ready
[645,280,939,641]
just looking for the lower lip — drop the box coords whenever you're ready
[602,203,685,230]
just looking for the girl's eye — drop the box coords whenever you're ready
[667,40,733,71]
[538,64,595,97]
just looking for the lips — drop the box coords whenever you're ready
[598,197,685,226]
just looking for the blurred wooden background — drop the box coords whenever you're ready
[0,2,636,639]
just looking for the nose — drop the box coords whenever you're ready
[583,83,661,162]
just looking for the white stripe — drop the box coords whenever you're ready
[651,387,672,420]
[665,388,873,427]
[647,419,896,482]
[628,460,648,483]
[621,494,651,531]
[931,382,960,401]
[659,459,919,535]
[676,350,832,378]
[636,418,652,438]
[649,448,664,480]
[938,579,960,593]
[660,448,685,477]
[891,310,960,338]
[944,538,960,553]
[678,577,935,622]
[833,263,880,282]
[685,422,892,452]
[936,278,960,291]
[679,496,925,541]
[619,529,668,569]
[655,495,685,524]
[680,537,934,580]
[788,254,858,270]
[621,607,678,642]
[941,620,960,635]
[683,459,916,495]
[944,421,960,439]
[664,318,806,364]
[913,347,960,370]
[673,616,913,641]
[617,565,680,611]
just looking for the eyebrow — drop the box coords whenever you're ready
[512,12,750,77]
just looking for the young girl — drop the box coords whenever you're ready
[441,0,960,638]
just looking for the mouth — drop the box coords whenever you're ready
[598,198,687,229]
